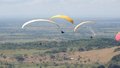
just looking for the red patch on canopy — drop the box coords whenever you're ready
[115,32,120,41]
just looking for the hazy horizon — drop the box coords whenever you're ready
[0,0,120,19]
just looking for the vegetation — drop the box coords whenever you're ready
[109,54,120,65]
[0,37,119,68]
[0,38,120,50]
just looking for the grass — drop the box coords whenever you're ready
[0,49,50,57]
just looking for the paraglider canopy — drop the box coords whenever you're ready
[50,15,74,24]
[115,32,120,41]
[21,19,64,34]
[74,21,95,32]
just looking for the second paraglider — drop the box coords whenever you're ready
[74,21,95,32]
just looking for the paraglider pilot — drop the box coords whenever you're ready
[61,31,65,33]
[90,36,93,39]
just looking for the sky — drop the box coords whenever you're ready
[0,0,120,19]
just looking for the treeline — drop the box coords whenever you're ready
[0,38,120,51]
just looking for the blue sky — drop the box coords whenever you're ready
[0,0,120,19]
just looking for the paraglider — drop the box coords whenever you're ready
[89,27,96,37]
[87,27,96,39]
[74,21,95,32]
[90,36,93,39]
[115,32,120,41]
[50,15,74,24]
[61,31,65,33]
[21,19,64,33]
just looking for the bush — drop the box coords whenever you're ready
[97,65,105,68]
[15,55,25,62]
[108,64,120,68]
[111,54,120,63]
